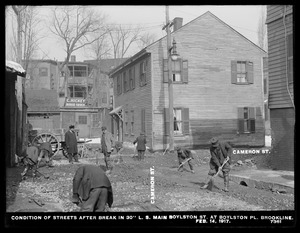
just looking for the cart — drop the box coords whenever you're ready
[28,128,88,159]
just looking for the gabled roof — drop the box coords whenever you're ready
[109,11,266,75]
[84,58,129,74]
[25,88,60,113]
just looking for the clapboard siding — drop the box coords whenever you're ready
[266,5,293,24]
[267,5,293,109]
[111,54,153,145]
[148,12,266,149]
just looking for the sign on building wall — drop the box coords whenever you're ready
[65,98,87,107]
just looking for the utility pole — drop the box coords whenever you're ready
[165,6,174,152]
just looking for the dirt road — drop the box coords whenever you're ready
[6,149,294,212]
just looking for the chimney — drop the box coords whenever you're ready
[173,17,183,32]
[71,55,76,62]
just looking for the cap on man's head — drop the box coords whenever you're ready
[210,137,219,146]
[174,146,181,151]
[101,126,107,131]
[69,125,75,129]
[140,132,145,135]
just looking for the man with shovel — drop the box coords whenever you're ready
[175,146,195,174]
[201,137,232,192]
[20,142,52,180]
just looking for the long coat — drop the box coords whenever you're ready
[209,140,232,167]
[73,165,113,207]
[65,130,78,154]
[101,131,115,152]
[133,135,147,151]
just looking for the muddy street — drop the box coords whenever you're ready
[6,149,294,212]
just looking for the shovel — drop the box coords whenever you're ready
[35,169,50,179]
[178,157,192,171]
[207,157,229,191]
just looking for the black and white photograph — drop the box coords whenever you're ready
[5,5,295,228]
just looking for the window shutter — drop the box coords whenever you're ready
[249,107,255,133]
[237,107,244,133]
[164,108,170,135]
[231,61,237,84]
[249,107,255,119]
[163,59,169,83]
[141,109,145,133]
[182,60,188,83]
[256,106,262,118]
[249,119,255,133]
[133,66,135,89]
[182,108,190,135]
[246,61,254,84]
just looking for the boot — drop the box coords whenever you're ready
[223,175,229,192]
[201,176,212,189]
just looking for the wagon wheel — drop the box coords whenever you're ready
[32,133,60,158]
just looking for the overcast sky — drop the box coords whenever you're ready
[5,5,265,62]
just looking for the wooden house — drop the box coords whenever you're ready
[5,61,27,167]
[266,5,294,171]
[109,11,267,150]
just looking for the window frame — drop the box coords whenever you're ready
[140,60,147,87]
[39,67,48,77]
[231,60,254,85]
[237,107,255,134]
[78,115,88,125]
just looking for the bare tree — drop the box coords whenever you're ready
[49,6,108,94]
[137,32,157,50]
[257,5,268,51]
[88,33,111,60]
[108,24,141,59]
[10,6,43,71]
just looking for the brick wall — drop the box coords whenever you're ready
[270,108,295,171]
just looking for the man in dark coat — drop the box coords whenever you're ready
[101,126,115,174]
[201,137,232,192]
[133,132,147,161]
[20,142,53,179]
[72,165,113,212]
[175,146,195,173]
[65,125,79,164]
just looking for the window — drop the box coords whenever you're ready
[78,115,87,124]
[68,65,87,77]
[123,71,129,92]
[117,75,122,95]
[129,67,135,90]
[140,60,147,86]
[173,108,182,135]
[231,61,254,84]
[125,111,128,135]
[164,108,189,135]
[237,107,255,133]
[102,92,107,104]
[163,59,188,83]
[131,110,134,136]
[110,96,113,107]
[39,67,48,77]
[68,85,87,98]
[287,34,293,84]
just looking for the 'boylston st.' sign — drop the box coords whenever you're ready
[65,98,87,107]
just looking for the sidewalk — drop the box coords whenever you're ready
[229,168,294,194]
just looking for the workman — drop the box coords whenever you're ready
[201,137,232,192]
[72,165,113,212]
[101,126,115,174]
[175,146,195,173]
